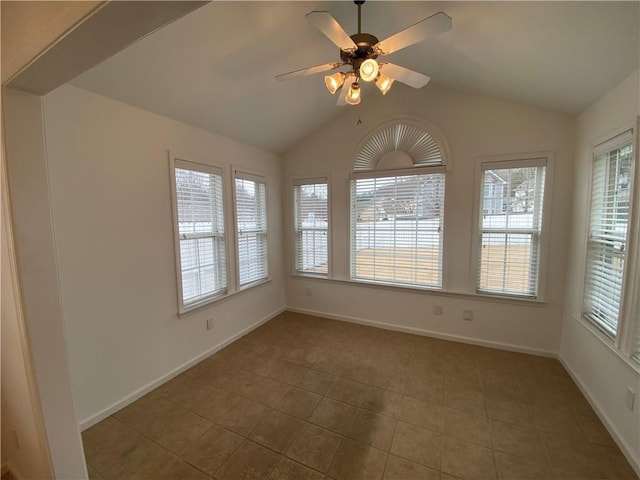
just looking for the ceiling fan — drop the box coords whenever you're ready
[275,1,452,106]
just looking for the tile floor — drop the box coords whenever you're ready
[83,311,638,480]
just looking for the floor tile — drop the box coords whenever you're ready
[485,398,533,427]
[444,383,486,416]
[490,419,548,463]
[276,387,322,419]
[444,408,492,447]
[361,386,403,418]
[189,386,242,422]
[174,423,242,476]
[215,439,281,480]
[251,410,306,453]
[404,377,444,404]
[152,408,213,454]
[215,397,268,435]
[82,417,146,473]
[268,457,324,480]
[398,396,445,433]
[326,377,368,405]
[348,408,397,451]
[383,455,440,479]
[310,397,357,435]
[576,413,616,447]
[114,394,184,439]
[494,451,552,480]
[297,368,335,395]
[286,423,342,473]
[100,437,174,480]
[328,438,388,480]
[390,421,442,470]
[441,435,496,480]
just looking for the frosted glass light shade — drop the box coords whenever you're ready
[375,74,394,95]
[324,72,345,94]
[360,59,379,82]
[346,82,361,105]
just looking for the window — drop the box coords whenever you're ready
[293,179,328,275]
[350,120,447,289]
[351,173,445,287]
[171,159,226,311]
[235,172,268,287]
[583,131,634,338]
[477,159,547,298]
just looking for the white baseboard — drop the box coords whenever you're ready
[286,306,557,358]
[558,355,640,477]
[79,305,286,431]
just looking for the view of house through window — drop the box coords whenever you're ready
[172,160,227,310]
[235,173,268,287]
[294,180,328,275]
[477,160,547,298]
[351,173,445,288]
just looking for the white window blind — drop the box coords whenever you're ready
[293,179,328,275]
[172,160,226,310]
[477,160,546,298]
[235,173,268,287]
[583,132,633,338]
[351,172,445,288]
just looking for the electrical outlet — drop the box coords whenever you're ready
[305,288,312,297]
[206,319,214,330]
[433,305,442,315]
[626,387,636,411]
[463,309,473,321]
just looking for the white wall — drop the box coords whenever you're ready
[560,69,640,472]
[283,83,575,355]
[42,84,286,426]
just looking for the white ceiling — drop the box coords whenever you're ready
[71,1,639,154]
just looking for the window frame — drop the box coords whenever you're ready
[169,154,229,314]
[233,169,270,290]
[349,165,447,290]
[580,126,640,351]
[471,153,554,301]
[292,176,331,277]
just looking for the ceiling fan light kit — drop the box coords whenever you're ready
[276,1,452,106]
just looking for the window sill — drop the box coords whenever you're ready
[178,278,271,318]
[289,274,545,307]
[572,313,640,375]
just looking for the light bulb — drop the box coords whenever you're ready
[346,82,361,105]
[375,73,394,95]
[324,72,345,94]
[359,59,379,82]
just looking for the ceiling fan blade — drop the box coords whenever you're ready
[380,63,431,89]
[306,11,357,51]
[374,12,452,55]
[337,73,356,106]
[276,62,342,81]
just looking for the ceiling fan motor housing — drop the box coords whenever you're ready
[341,32,379,68]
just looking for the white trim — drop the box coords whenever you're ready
[350,165,445,180]
[290,174,331,277]
[286,306,556,357]
[558,354,640,477]
[79,305,285,430]
[232,168,270,289]
[469,152,554,301]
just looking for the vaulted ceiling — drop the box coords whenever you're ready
[71,1,639,154]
